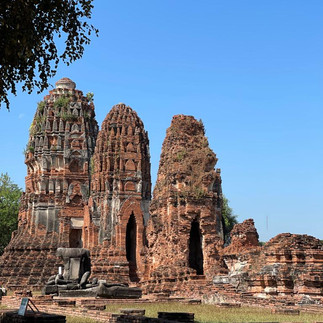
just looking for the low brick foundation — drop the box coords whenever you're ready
[1,294,323,323]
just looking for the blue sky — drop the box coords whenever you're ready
[1,1,322,241]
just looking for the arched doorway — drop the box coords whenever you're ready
[126,213,139,281]
[188,219,204,275]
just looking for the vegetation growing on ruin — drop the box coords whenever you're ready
[54,96,71,110]
[37,101,46,113]
[192,186,207,199]
[86,92,94,102]
[23,144,34,155]
[28,146,34,153]
[53,96,79,122]
[174,149,187,162]
[60,112,78,122]
[29,114,46,136]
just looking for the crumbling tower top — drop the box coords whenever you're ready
[55,77,76,89]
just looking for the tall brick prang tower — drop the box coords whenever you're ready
[83,104,151,283]
[144,115,225,295]
[0,78,98,288]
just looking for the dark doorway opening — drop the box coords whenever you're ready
[189,219,204,275]
[69,229,83,248]
[126,213,139,282]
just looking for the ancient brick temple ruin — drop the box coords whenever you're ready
[84,104,151,283]
[0,78,98,287]
[0,78,322,304]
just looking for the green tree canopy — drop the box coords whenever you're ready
[0,173,22,255]
[0,0,98,110]
[222,195,238,244]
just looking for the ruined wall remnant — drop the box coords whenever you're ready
[248,233,323,297]
[83,104,151,283]
[0,78,98,287]
[223,219,260,255]
[223,223,323,299]
[144,115,225,294]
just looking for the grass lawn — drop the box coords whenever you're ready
[104,302,323,322]
[2,301,322,322]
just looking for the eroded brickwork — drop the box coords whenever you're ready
[223,221,323,300]
[83,104,151,283]
[223,219,260,255]
[0,79,321,305]
[144,115,225,294]
[0,78,98,288]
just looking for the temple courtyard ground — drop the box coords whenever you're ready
[1,301,323,322]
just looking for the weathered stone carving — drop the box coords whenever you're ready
[43,248,142,299]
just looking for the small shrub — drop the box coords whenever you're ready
[60,112,78,122]
[86,92,94,102]
[29,123,36,136]
[174,149,187,162]
[192,186,206,199]
[31,115,46,135]
[54,96,70,109]
[37,100,46,113]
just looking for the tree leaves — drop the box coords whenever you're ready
[0,173,22,255]
[0,0,98,110]
[222,196,238,244]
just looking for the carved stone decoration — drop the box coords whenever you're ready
[83,103,151,284]
[0,78,98,288]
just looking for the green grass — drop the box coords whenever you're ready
[104,302,323,322]
[1,299,322,322]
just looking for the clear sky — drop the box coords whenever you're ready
[1,1,322,242]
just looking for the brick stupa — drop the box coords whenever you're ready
[144,115,226,295]
[83,104,151,283]
[0,78,98,287]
